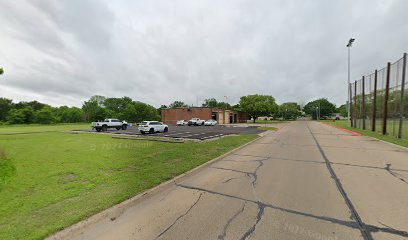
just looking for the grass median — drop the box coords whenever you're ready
[258,126,278,131]
[322,120,408,148]
[246,120,289,124]
[0,124,258,240]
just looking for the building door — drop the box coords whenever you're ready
[212,113,217,121]
[229,115,233,123]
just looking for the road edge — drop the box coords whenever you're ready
[46,133,264,240]
[320,121,362,136]
[320,121,408,150]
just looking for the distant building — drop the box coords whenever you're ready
[161,107,247,125]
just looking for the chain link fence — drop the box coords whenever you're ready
[350,53,407,141]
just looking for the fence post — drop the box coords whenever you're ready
[362,76,366,130]
[398,53,407,138]
[349,83,354,127]
[372,70,378,132]
[383,62,391,135]
[354,80,357,128]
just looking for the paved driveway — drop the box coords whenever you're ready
[53,121,408,240]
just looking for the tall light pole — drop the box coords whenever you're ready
[346,38,355,126]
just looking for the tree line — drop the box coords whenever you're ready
[0,95,160,124]
[0,94,343,125]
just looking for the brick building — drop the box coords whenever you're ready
[161,107,247,125]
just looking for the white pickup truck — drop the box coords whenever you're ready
[188,118,205,126]
[92,119,128,132]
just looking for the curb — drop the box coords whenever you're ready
[320,122,408,151]
[46,134,263,240]
[320,122,362,136]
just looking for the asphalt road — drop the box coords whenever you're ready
[86,125,265,140]
[54,121,408,240]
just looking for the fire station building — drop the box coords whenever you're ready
[161,107,247,125]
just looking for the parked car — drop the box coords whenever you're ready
[188,118,205,126]
[177,120,189,126]
[92,119,128,132]
[204,119,217,126]
[138,121,169,134]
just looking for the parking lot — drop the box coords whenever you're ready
[85,125,265,140]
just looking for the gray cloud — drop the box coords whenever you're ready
[0,0,407,107]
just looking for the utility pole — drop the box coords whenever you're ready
[346,38,355,126]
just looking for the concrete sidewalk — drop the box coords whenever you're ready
[49,121,408,240]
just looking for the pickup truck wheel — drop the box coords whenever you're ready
[122,125,127,130]
[116,127,121,130]
[201,122,204,126]
[164,127,168,132]
[149,128,154,134]
[96,128,101,132]
[102,125,108,132]
[140,131,145,134]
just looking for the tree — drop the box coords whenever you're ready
[131,101,160,122]
[303,98,336,120]
[89,95,106,107]
[336,104,347,117]
[56,106,84,123]
[0,67,3,75]
[157,105,168,115]
[104,97,133,118]
[277,102,301,120]
[202,98,218,107]
[232,104,242,111]
[217,102,232,109]
[169,101,187,108]
[6,109,25,124]
[13,101,47,110]
[35,107,55,124]
[0,98,13,122]
[239,95,278,122]
[82,96,107,122]
[6,107,35,124]
[202,98,232,109]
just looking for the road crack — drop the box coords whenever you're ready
[385,163,408,185]
[177,184,408,238]
[218,202,247,240]
[155,192,203,239]
[239,202,265,240]
[307,122,373,240]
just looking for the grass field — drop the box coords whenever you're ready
[0,123,89,134]
[0,124,257,240]
[322,120,408,148]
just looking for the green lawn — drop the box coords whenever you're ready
[0,125,257,240]
[0,123,90,134]
[322,120,408,148]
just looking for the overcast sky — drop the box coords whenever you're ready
[0,0,407,108]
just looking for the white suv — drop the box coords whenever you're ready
[138,121,169,134]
